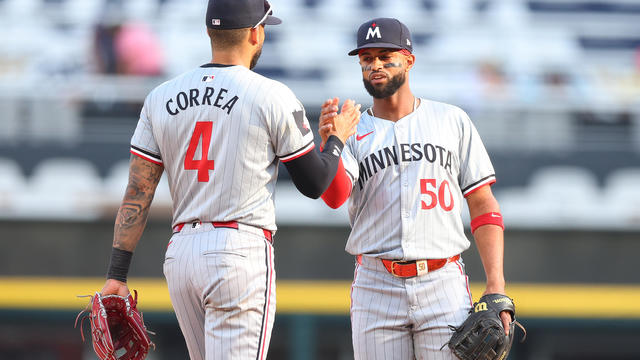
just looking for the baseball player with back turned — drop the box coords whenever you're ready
[318,18,513,359]
[98,1,360,359]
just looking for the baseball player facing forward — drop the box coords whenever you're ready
[99,1,360,359]
[319,18,512,359]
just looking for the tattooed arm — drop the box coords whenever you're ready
[113,155,164,251]
[101,155,163,296]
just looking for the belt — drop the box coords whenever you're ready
[377,254,460,277]
[172,221,273,243]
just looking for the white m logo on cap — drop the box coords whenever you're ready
[366,26,381,40]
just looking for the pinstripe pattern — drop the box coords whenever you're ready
[256,242,274,360]
[351,256,472,360]
[131,64,314,232]
[163,223,276,360]
[135,63,308,359]
[341,99,495,260]
[338,98,492,359]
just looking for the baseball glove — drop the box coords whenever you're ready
[75,290,155,360]
[447,294,526,360]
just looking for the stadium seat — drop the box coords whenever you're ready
[266,0,304,20]
[0,158,25,190]
[528,165,599,194]
[376,0,435,29]
[525,166,602,226]
[64,0,104,28]
[153,173,173,211]
[314,0,371,22]
[0,99,20,144]
[104,158,173,216]
[604,167,640,194]
[495,166,604,228]
[274,18,353,71]
[0,158,27,214]
[158,27,210,76]
[17,158,103,219]
[493,187,530,222]
[30,157,102,193]
[123,0,159,23]
[1,0,39,21]
[602,167,640,227]
[104,159,131,201]
[160,0,206,27]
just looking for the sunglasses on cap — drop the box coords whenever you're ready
[253,0,274,28]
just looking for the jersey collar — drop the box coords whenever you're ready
[200,63,236,68]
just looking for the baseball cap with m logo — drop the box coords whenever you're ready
[206,0,282,30]
[348,17,413,56]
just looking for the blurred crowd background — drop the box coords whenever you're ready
[1,0,639,359]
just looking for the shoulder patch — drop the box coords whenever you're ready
[293,109,310,136]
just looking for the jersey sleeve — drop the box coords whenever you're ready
[341,138,359,186]
[130,94,162,166]
[457,109,495,197]
[266,83,315,162]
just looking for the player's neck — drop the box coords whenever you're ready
[371,87,416,122]
[210,49,252,69]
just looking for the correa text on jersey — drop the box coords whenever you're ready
[358,143,454,190]
[165,87,239,116]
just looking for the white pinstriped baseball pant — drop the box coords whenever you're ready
[163,223,276,360]
[351,255,473,360]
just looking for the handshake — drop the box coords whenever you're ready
[318,98,362,148]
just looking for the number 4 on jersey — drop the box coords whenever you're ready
[185,122,215,182]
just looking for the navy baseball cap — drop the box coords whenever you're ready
[206,0,282,30]
[348,18,413,56]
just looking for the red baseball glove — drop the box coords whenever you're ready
[76,290,155,360]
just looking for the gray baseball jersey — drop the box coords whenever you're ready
[130,63,314,231]
[131,63,313,360]
[341,98,496,260]
[342,98,491,359]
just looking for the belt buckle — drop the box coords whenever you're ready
[390,260,416,277]
[390,261,402,277]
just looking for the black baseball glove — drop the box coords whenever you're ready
[447,294,526,360]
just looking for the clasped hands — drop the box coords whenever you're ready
[318,97,361,148]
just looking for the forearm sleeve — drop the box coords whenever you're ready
[321,158,352,208]
[284,135,344,199]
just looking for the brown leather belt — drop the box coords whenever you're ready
[172,220,273,243]
[379,254,461,277]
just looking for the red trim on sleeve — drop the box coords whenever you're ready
[130,149,163,166]
[321,158,352,209]
[463,179,496,198]
[470,212,504,234]
[280,143,315,163]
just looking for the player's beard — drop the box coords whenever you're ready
[249,45,263,70]
[363,71,406,99]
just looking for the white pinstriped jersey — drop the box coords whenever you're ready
[341,98,495,260]
[131,64,314,231]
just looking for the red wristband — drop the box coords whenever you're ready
[470,212,504,234]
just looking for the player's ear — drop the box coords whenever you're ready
[248,26,262,46]
[405,54,416,71]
